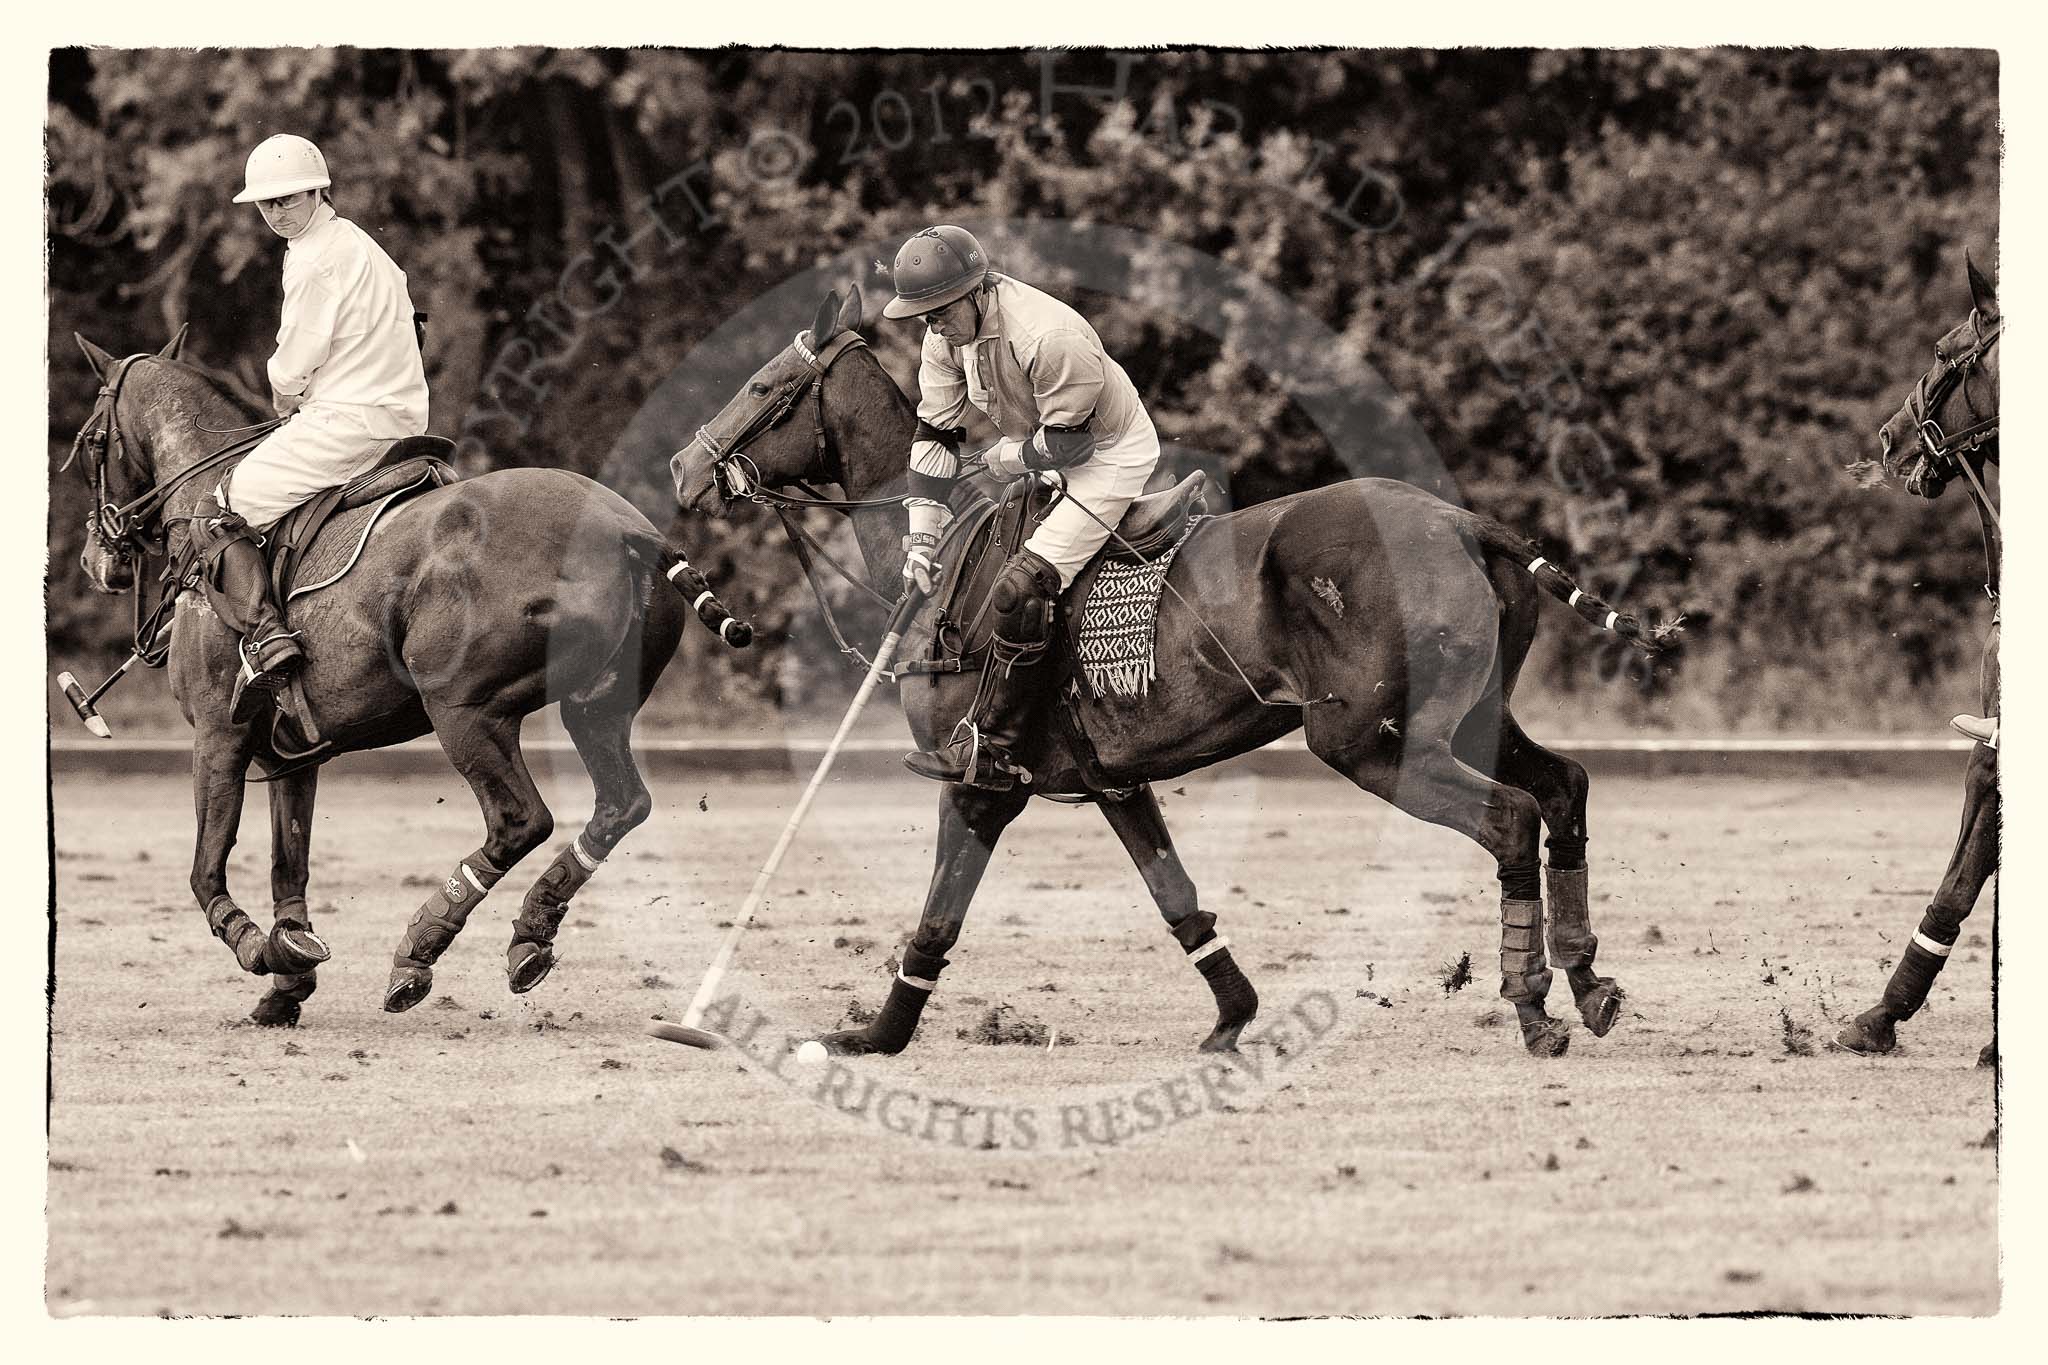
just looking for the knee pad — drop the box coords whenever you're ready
[990,550,1061,646]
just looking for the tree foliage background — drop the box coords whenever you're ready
[45,48,1999,730]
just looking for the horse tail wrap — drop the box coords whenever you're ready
[1473,519,1682,655]
[660,546,754,648]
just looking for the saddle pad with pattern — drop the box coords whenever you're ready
[1072,517,1202,699]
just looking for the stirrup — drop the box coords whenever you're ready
[1949,714,1998,749]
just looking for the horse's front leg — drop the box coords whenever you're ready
[1096,785,1258,1051]
[189,730,329,983]
[818,782,1032,1056]
[251,765,325,1027]
[1837,740,1999,1058]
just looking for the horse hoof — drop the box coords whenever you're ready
[1831,1007,1897,1057]
[383,967,433,1013]
[1577,980,1624,1037]
[817,1027,893,1058]
[1199,1021,1246,1053]
[266,923,330,975]
[250,995,302,1028]
[1978,1042,1998,1069]
[1520,1018,1571,1057]
[506,943,556,994]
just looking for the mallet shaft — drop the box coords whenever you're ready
[682,589,925,1029]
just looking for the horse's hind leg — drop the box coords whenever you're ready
[506,695,656,994]
[384,705,554,1012]
[1096,785,1258,1051]
[1458,705,1621,1036]
[252,766,324,1027]
[1311,709,1566,1056]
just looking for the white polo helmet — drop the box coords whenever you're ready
[233,134,331,204]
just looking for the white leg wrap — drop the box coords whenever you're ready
[1188,935,1231,964]
[1526,556,1549,574]
[1912,932,1953,958]
[897,970,938,991]
[459,863,491,896]
[570,837,604,874]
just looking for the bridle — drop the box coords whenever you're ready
[63,350,280,663]
[64,353,279,561]
[698,327,896,513]
[1898,311,2002,472]
[693,327,910,668]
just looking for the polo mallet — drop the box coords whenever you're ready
[649,583,928,1050]
[56,623,172,739]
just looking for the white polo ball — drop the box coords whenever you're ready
[796,1040,828,1066]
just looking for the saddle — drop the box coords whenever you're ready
[908,469,1214,679]
[209,436,457,766]
[266,436,459,601]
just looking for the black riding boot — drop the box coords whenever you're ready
[197,501,306,724]
[906,549,1061,791]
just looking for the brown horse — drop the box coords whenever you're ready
[64,332,749,1026]
[673,285,1677,1058]
[1836,258,2000,1065]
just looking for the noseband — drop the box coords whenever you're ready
[698,328,871,504]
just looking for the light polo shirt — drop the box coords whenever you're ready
[908,273,1145,482]
[267,201,429,438]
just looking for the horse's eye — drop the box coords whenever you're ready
[749,382,770,396]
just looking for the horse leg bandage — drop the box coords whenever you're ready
[1171,911,1259,1026]
[206,895,271,974]
[512,837,605,950]
[1543,865,1597,971]
[395,854,503,970]
[864,945,948,1052]
[1498,898,1553,1004]
[1880,913,1961,1021]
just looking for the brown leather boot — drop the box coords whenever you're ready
[214,532,306,724]
[905,549,1061,791]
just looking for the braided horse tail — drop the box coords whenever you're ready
[658,544,754,648]
[1470,517,1683,655]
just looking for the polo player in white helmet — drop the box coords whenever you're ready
[883,224,1162,789]
[193,133,431,723]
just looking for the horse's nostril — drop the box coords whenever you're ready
[1880,427,1892,457]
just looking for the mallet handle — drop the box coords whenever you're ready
[682,588,926,1028]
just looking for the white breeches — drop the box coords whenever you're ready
[1022,412,1162,589]
[221,405,412,530]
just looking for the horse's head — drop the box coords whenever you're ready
[1879,256,2001,500]
[670,286,867,516]
[68,328,193,593]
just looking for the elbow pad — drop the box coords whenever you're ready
[1023,423,1095,471]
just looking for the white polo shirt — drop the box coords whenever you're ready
[267,201,429,437]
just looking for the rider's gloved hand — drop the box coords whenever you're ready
[902,532,941,597]
[272,390,303,420]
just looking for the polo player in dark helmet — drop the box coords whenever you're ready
[882,224,1162,789]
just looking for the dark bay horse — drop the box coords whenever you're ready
[673,285,1677,1058]
[65,332,750,1025]
[1836,258,2000,1065]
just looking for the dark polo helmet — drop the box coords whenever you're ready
[881,225,989,319]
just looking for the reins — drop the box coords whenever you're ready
[68,352,281,663]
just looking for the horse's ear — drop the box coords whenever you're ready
[811,289,844,347]
[1966,251,1999,321]
[159,323,189,361]
[837,284,864,335]
[74,334,114,380]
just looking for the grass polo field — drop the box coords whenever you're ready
[47,757,1996,1316]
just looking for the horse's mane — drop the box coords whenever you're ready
[157,356,267,423]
